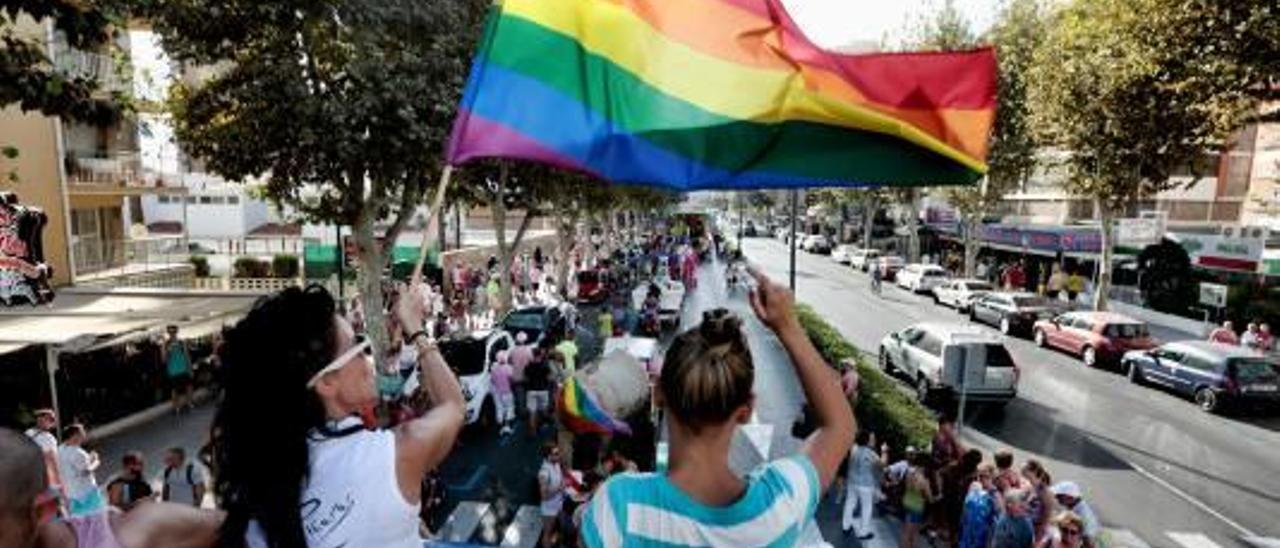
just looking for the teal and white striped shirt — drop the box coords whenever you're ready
[580,455,821,547]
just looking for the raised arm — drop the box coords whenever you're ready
[392,283,465,504]
[748,267,856,491]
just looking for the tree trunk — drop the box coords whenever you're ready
[1094,199,1114,311]
[862,200,875,249]
[354,208,389,358]
[555,215,578,299]
[963,217,980,278]
[906,189,921,262]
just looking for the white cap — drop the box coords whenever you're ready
[1051,481,1082,499]
[516,332,528,344]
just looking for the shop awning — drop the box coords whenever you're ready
[0,289,257,353]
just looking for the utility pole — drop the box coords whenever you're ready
[789,189,799,291]
[335,225,345,313]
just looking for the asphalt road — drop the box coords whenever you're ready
[744,237,1280,548]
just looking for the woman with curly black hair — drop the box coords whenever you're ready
[210,283,463,548]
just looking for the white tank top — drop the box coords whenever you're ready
[245,418,421,548]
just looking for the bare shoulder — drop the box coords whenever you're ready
[116,502,225,548]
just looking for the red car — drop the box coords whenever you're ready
[575,269,610,304]
[1033,311,1157,367]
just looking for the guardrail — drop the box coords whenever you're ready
[192,277,303,293]
[72,238,189,276]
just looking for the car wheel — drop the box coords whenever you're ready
[933,294,941,305]
[915,376,932,405]
[1034,329,1047,347]
[999,316,1012,335]
[879,347,894,373]
[1126,361,1144,385]
[969,309,980,323]
[1082,346,1096,368]
[1195,387,1220,413]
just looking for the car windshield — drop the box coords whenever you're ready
[1231,359,1279,382]
[966,282,994,291]
[1104,323,1149,339]
[924,270,946,277]
[503,310,545,331]
[1013,296,1049,308]
[439,338,487,376]
[985,344,1016,368]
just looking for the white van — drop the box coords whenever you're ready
[896,264,950,293]
[878,323,1019,406]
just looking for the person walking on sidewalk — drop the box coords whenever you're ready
[24,409,63,507]
[106,451,153,511]
[491,351,516,436]
[580,267,856,547]
[163,325,195,413]
[56,424,102,517]
[1208,321,1239,345]
[842,430,885,540]
[210,283,465,548]
[161,447,205,507]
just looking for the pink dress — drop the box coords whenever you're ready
[65,512,126,548]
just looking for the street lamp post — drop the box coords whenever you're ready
[335,225,345,313]
[789,189,799,291]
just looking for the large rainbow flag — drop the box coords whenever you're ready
[558,377,632,436]
[446,0,997,190]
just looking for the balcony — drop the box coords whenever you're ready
[65,152,188,196]
[50,42,131,96]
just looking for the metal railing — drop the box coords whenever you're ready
[71,237,190,277]
[65,151,186,189]
[50,44,131,95]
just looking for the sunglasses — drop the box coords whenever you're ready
[306,334,374,388]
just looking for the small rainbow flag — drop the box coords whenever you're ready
[447,0,996,190]
[558,377,632,436]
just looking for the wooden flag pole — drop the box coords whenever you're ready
[411,164,455,285]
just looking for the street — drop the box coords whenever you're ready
[744,236,1280,547]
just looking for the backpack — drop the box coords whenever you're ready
[165,464,196,497]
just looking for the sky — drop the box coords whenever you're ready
[780,0,999,51]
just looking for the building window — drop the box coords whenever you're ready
[1067,199,1095,220]
[186,196,197,204]
[1220,152,1252,198]
[158,195,170,204]
[227,196,240,205]
[1210,201,1241,222]
[1168,201,1211,222]
[199,196,213,204]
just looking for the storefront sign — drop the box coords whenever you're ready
[0,192,54,305]
[1116,218,1163,247]
[1172,230,1265,273]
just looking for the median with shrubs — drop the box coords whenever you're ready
[795,304,938,452]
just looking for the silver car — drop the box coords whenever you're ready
[879,322,1019,406]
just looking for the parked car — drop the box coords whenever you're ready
[896,264,950,293]
[831,244,858,264]
[743,221,758,237]
[575,268,610,304]
[932,279,995,312]
[801,234,832,254]
[876,256,906,281]
[849,248,882,272]
[878,322,1019,406]
[969,292,1062,336]
[1122,341,1280,413]
[1033,311,1158,367]
[437,329,515,427]
[499,303,569,347]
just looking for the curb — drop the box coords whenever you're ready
[88,389,211,442]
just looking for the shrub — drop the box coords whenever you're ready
[188,256,210,278]
[272,254,300,279]
[795,304,937,453]
[232,257,270,278]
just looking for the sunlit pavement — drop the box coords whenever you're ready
[744,236,1280,548]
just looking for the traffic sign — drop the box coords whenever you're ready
[1199,282,1227,308]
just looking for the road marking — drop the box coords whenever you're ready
[1125,459,1255,538]
[1167,532,1225,548]
[1104,528,1151,548]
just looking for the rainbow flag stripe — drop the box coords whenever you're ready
[447,0,996,190]
[558,377,632,436]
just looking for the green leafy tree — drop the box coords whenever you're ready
[141,0,488,349]
[1,0,127,125]
[1029,0,1274,310]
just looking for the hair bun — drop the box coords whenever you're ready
[700,310,742,346]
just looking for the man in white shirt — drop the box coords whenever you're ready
[56,424,101,516]
[161,447,206,507]
[23,409,61,497]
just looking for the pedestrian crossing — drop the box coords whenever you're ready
[1100,528,1280,548]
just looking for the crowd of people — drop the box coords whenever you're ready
[836,414,1102,548]
[1208,320,1276,352]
